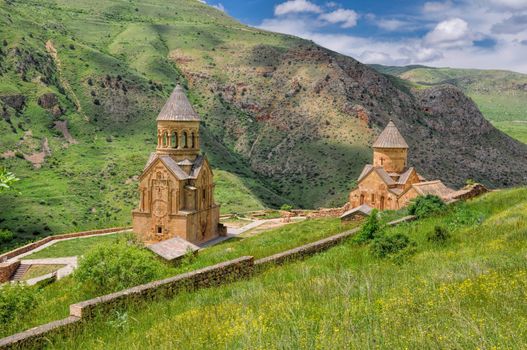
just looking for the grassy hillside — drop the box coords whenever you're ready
[371,65,527,143]
[30,188,527,348]
[1,0,527,249]
[0,217,355,338]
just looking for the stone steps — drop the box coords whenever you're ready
[11,264,30,281]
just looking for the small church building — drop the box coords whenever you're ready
[132,85,221,245]
[348,120,454,211]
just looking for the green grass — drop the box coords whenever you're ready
[492,121,527,144]
[39,188,527,349]
[21,264,65,281]
[24,233,125,259]
[0,217,357,338]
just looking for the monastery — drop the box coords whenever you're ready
[132,85,221,245]
[348,121,454,211]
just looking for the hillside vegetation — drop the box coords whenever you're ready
[1,0,527,248]
[371,65,527,143]
[27,188,527,349]
[0,217,354,338]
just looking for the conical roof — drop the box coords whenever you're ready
[157,85,200,122]
[372,121,409,149]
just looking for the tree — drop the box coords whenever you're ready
[0,168,19,193]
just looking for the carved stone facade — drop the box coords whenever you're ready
[132,86,220,244]
[348,121,453,211]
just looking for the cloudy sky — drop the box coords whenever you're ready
[204,0,527,73]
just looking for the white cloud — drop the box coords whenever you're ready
[211,3,226,12]
[492,14,527,34]
[424,18,473,48]
[274,0,322,16]
[319,9,358,28]
[376,19,410,31]
[257,0,527,73]
[485,0,527,10]
[423,1,453,13]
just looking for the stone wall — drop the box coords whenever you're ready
[0,317,81,350]
[0,261,20,283]
[70,256,254,319]
[0,227,131,263]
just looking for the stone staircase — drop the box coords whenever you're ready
[11,264,30,281]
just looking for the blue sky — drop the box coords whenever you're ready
[202,0,527,73]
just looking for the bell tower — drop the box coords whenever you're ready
[156,85,201,161]
[372,120,409,173]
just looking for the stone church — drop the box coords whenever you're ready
[132,85,221,245]
[348,120,454,211]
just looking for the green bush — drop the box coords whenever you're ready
[447,203,484,230]
[0,283,38,324]
[354,209,383,243]
[370,233,415,259]
[407,195,447,219]
[280,204,293,211]
[0,229,14,243]
[428,226,451,244]
[74,240,165,294]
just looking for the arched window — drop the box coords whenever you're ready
[380,196,385,210]
[163,132,168,147]
[171,132,178,149]
[191,132,195,148]
[380,157,384,166]
[371,194,375,204]
[360,194,365,205]
[182,131,188,148]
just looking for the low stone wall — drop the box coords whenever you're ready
[0,261,20,283]
[0,227,131,263]
[0,316,81,350]
[71,256,254,319]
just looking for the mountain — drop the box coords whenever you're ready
[370,64,527,143]
[1,0,527,245]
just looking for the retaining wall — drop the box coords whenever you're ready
[0,261,20,283]
[0,227,131,262]
[69,256,254,319]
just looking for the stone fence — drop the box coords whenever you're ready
[0,216,417,349]
[0,227,131,263]
[0,261,20,284]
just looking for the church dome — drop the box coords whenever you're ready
[372,120,409,149]
[157,85,201,122]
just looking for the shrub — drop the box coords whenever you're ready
[280,204,293,211]
[447,203,484,230]
[407,195,446,219]
[0,229,14,243]
[0,283,38,323]
[370,233,415,259]
[75,240,164,294]
[428,226,451,244]
[354,209,382,243]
